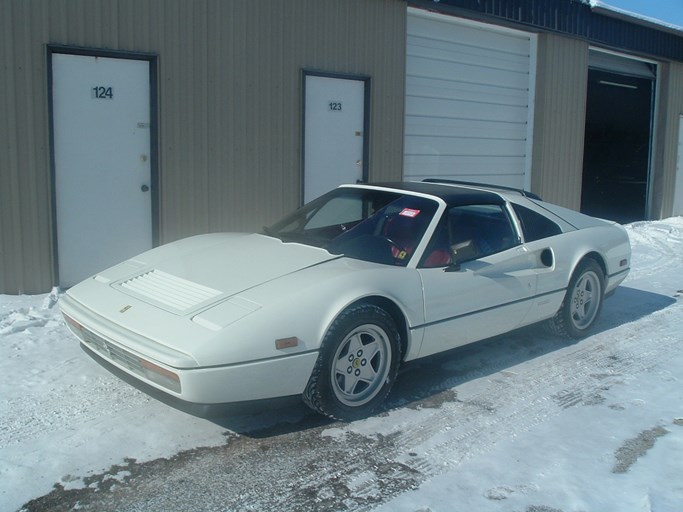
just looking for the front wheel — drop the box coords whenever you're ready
[303,304,401,421]
[548,258,604,338]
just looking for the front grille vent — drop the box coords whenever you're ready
[79,326,181,393]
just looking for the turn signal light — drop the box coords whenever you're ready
[63,313,85,340]
[275,337,299,350]
[140,359,181,393]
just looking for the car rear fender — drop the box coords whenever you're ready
[556,226,630,296]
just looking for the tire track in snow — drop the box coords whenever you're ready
[325,298,683,502]
[24,299,682,512]
[18,219,683,512]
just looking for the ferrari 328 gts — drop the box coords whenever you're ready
[61,181,631,420]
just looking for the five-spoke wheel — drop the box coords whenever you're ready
[548,258,605,338]
[331,324,392,407]
[303,304,401,420]
[569,268,601,330]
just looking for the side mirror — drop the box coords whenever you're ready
[444,240,476,272]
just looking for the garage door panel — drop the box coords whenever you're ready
[407,163,525,186]
[409,15,530,54]
[406,154,526,175]
[405,10,535,188]
[407,56,530,90]
[408,36,530,73]
[406,167,527,182]
[405,136,524,157]
[407,75,529,107]
[406,96,529,124]
[407,116,526,140]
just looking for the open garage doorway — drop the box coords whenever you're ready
[581,51,655,223]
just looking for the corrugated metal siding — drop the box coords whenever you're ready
[531,33,589,209]
[154,0,406,241]
[0,0,54,294]
[652,61,683,218]
[0,0,406,294]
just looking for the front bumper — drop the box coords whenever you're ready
[61,296,318,404]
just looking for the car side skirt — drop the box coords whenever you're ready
[412,288,565,331]
[409,288,566,359]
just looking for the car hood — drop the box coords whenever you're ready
[94,233,340,314]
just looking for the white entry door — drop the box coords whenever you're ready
[52,53,153,288]
[303,74,367,203]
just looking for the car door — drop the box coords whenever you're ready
[415,203,540,358]
[508,201,568,323]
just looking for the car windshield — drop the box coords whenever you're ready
[265,187,439,266]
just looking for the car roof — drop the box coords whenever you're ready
[360,180,509,207]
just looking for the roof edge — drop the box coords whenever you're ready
[586,1,683,36]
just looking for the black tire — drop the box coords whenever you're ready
[548,258,605,339]
[303,303,402,421]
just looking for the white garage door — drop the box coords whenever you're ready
[405,9,536,189]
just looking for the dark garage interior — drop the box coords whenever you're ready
[581,68,655,223]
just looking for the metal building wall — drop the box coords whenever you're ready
[0,0,54,295]
[531,33,589,209]
[652,61,683,219]
[0,0,407,294]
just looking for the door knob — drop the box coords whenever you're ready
[141,185,150,192]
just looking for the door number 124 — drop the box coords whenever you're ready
[92,86,114,100]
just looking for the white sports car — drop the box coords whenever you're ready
[61,181,631,420]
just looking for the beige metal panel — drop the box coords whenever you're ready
[0,0,406,293]
[531,33,589,210]
[651,61,683,218]
[0,0,54,294]
[155,0,406,242]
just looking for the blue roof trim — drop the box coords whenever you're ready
[409,0,683,62]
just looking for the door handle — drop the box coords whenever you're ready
[141,185,150,192]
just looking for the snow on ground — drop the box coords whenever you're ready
[368,218,683,512]
[1,218,682,511]
[0,296,230,510]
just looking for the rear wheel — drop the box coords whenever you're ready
[303,304,401,421]
[548,258,604,338]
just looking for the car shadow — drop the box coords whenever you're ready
[385,285,676,412]
[211,285,676,436]
[84,285,676,438]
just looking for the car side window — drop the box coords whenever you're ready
[420,204,518,268]
[511,203,562,242]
